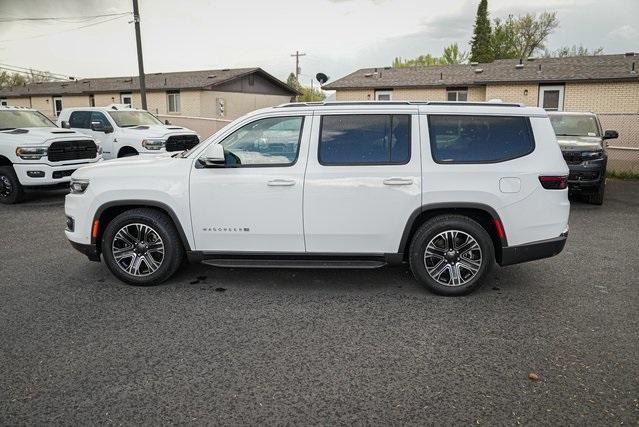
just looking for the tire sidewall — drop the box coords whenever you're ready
[409,217,494,296]
[101,211,179,285]
[0,166,23,205]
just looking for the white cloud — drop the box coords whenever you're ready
[607,25,639,41]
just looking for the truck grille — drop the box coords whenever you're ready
[165,134,200,152]
[562,151,583,165]
[48,140,97,162]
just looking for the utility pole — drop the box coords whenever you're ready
[290,50,306,81]
[132,0,147,109]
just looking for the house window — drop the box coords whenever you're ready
[538,85,565,111]
[374,90,393,101]
[53,96,63,117]
[447,87,468,102]
[89,94,95,107]
[167,90,180,113]
[0,98,7,106]
[120,92,132,106]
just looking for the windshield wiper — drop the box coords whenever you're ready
[0,127,16,131]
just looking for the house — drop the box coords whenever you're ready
[0,67,298,137]
[323,53,639,172]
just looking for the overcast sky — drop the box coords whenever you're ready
[0,0,637,87]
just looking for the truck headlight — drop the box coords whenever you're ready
[70,178,90,194]
[142,139,165,150]
[16,146,47,160]
[581,151,603,160]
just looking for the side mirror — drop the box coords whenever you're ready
[198,144,226,167]
[603,130,618,140]
[61,121,70,129]
[91,121,113,133]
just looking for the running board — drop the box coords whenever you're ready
[201,259,387,269]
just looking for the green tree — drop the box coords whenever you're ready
[544,44,603,58]
[491,16,519,59]
[469,0,493,63]
[0,71,27,88]
[393,54,444,68]
[441,43,469,64]
[286,72,301,90]
[491,12,559,59]
[297,85,326,102]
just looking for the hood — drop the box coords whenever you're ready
[556,135,603,152]
[0,127,94,146]
[118,124,197,139]
[72,152,177,177]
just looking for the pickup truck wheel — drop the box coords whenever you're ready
[587,179,605,205]
[0,166,24,205]
[101,208,184,286]
[409,215,494,296]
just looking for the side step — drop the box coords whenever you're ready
[201,259,387,269]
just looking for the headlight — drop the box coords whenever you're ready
[581,151,603,160]
[16,146,47,160]
[69,178,90,194]
[142,139,165,150]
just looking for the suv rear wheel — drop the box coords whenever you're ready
[101,208,184,285]
[0,166,24,205]
[409,215,494,296]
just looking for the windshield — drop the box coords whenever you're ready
[108,110,162,127]
[0,110,55,130]
[550,114,600,137]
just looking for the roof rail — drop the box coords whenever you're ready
[276,101,524,108]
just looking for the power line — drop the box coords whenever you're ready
[0,14,130,43]
[0,12,131,23]
[0,63,74,80]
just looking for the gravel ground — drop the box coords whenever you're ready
[1,180,638,424]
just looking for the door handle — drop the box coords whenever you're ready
[383,177,413,186]
[267,179,296,187]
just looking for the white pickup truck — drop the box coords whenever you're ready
[57,105,200,160]
[0,106,101,204]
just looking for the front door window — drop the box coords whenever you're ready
[53,97,63,117]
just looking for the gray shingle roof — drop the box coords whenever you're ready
[323,54,639,90]
[0,67,298,96]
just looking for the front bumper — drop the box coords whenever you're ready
[566,157,606,192]
[14,158,102,186]
[68,239,101,262]
[500,228,568,266]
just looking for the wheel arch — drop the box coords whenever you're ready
[0,155,13,167]
[399,203,507,263]
[92,200,192,255]
[117,146,139,157]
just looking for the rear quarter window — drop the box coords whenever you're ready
[428,115,534,163]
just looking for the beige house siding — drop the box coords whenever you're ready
[201,91,292,120]
[564,81,639,114]
[6,97,31,107]
[335,89,373,101]
[30,96,53,117]
[484,84,539,106]
[336,86,486,102]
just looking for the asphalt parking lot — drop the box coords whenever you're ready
[1,180,638,424]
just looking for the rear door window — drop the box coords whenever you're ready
[428,115,534,163]
[319,114,410,165]
[68,111,91,129]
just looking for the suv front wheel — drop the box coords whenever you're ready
[409,215,494,296]
[0,166,24,205]
[101,208,184,285]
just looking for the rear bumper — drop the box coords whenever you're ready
[500,230,568,266]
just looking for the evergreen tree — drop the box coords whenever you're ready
[469,0,493,63]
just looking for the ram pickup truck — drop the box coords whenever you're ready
[57,105,200,160]
[548,111,618,205]
[0,105,101,204]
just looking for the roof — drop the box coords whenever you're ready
[247,100,546,118]
[0,67,298,97]
[323,54,639,90]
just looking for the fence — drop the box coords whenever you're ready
[157,115,232,140]
[599,114,639,174]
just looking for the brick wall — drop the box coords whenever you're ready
[484,84,539,106]
[6,97,31,108]
[564,81,639,114]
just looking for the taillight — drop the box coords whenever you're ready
[539,175,568,190]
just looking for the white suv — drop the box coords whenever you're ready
[57,105,199,160]
[0,106,101,204]
[65,101,570,295]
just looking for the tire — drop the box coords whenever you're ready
[409,215,494,296]
[587,179,605,205]
[0,166,24,205]
[101,208,184,286]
